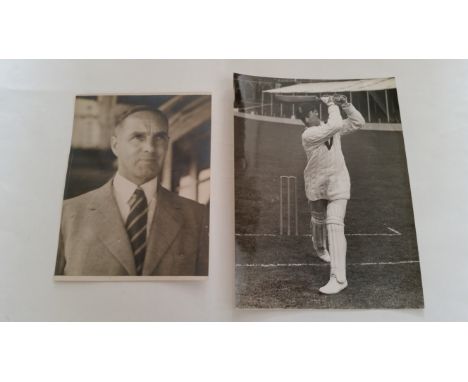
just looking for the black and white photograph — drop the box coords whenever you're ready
[54,94,211,279]
[234,74,424,308]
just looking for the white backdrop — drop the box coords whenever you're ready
[0,60,467,321]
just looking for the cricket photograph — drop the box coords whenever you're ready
[55,94,211,279]
[234,73,424,309]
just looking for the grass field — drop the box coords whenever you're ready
[235,116,424,309]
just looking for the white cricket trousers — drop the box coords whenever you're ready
[309,199,348,282]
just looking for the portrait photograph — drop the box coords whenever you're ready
[54,94,211,280]
[234,74,424,308]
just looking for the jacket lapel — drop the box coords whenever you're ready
[89,180,137,275]
[143,186,183,275]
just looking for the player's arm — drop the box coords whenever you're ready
[334,95,366,135]
[301,98,343,148]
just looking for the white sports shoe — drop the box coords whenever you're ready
[317,250,331,263]
[319,275,348,294]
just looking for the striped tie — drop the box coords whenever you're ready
[126,188,148,275]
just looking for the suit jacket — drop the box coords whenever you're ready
[55,179,209,276]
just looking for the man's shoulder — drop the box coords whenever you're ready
[158,186,205,214]
[62,182,110,214]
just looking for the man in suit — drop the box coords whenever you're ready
[55,105,209,276]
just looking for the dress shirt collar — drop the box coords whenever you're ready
[113,172,158,205]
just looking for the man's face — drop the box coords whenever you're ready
[305,110,321,127]
[111,111,169,185]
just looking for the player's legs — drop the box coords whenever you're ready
[319,199,348,294]
[309,199,330,262]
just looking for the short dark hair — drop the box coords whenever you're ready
[297,104,319,125]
